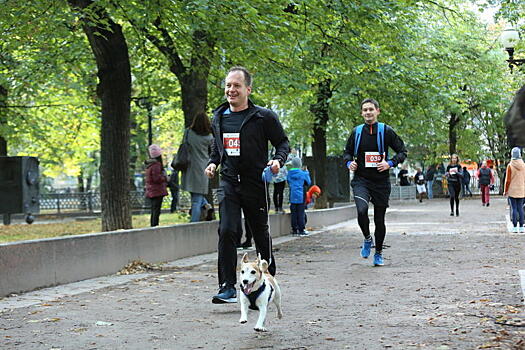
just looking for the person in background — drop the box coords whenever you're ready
[287,157,311,235]
[272,165,287,214]
[425,164,436,199]
[398,164,410,186]
[167,169,179,213]
[181,112,214,222]
[304,185,321,227]
[414,167,426,203]
[145,144,168,227]
[477,160,495,207]
[504,147,525,233]
[461,166,472,198]
[445,154,463,216]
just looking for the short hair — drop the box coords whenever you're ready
[227,66,252,87]
[361,98,380,109]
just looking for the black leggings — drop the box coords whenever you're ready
[273,181,285,210]
[448,181,461,212]
[355,199,387,253]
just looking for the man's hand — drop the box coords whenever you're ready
[349,161,358,172]
[377,160,391,172]
[204,163,217,178]
[267,159,280,174]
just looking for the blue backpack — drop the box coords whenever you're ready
[353,122,387,159]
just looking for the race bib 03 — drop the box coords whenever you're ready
[364,152,382,168]
[223,133,240,156]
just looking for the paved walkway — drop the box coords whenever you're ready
[1,197,524,349]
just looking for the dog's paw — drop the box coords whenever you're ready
[239,318,247,324]
[254,326,267,332]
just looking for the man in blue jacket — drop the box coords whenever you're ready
[205,66,289,304]
[343,98,407,266]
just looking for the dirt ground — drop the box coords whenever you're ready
[1,197,524,349]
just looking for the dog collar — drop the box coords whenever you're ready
[243,282,274,311]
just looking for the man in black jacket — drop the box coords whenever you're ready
[205,66,289,304]
[343,98,407,266]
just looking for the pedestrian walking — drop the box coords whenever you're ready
[414,167,426,202]
[425,164,436,199]
[343,98,407,266]
[287,158,311,235]
[503,147,525,233]
[145,144,168,227]
[445,154,463,217]
[205,66,289,304]
[167,170,179,212]
[477,160,495,207]
[461,166,472,198]
[272,166,287,213]
[181,112,214,222]
[398,164,410,186]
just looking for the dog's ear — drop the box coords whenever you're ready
[242,253,249,263]
[260,259,269,272]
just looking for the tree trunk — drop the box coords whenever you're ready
[448,112,460,155]
[141,21,214,127]
[0,85,7,156]
[309,79,332,209]
[68,0,132,231]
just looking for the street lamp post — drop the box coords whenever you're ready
[500,27,525,73]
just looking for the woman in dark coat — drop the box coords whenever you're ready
[145,144,168,226]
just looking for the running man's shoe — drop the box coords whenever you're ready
[212,284,237,304]
[373,252,384,266]
[361,238,373,258]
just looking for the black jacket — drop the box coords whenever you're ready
[209,100,289,183]
[343,122,407,181]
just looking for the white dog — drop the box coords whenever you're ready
[239,253,282,332]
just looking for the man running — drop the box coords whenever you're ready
[205,66,289,303]
[343,98,407,266]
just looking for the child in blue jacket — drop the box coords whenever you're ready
[287,157,311,235]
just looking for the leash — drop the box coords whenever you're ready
[262,166,274,266]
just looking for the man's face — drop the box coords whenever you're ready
[361,102,380,125]
[225,71,251,109]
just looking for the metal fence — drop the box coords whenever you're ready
[39,188,290,213]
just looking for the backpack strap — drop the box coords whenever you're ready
[353,124,364,157]
[377,122,387,160]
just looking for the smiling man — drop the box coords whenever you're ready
[343,98,407,266]
[205,66,289,303]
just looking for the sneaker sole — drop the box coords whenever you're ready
[212,297,237,304]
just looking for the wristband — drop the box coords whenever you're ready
[346,161,352,169]
[387,160,394,168]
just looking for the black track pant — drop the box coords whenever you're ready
[217,179,275,287]
[448,181,461,212]
[351,175,390,253]
[273,181,286,210]
[149,196,164,227]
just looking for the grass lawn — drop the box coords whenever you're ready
[0,212,191,244]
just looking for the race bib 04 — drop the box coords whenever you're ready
[223,133,240,156]
[365,152,382,168]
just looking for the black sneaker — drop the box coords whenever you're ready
[486,203,490,207]
[212,284,237,304]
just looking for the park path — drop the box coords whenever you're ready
[1,197,524,349]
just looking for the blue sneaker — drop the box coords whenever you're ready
[212,284,237,304]
[361,238,373,258]
[373,252,384,266]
